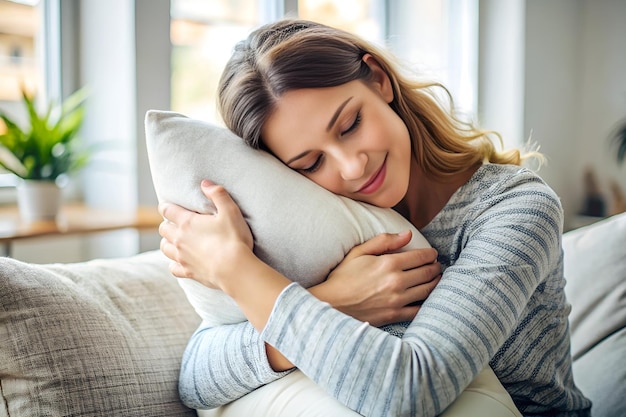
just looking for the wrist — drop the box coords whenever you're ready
[217,249,292,333]
[309,280,349,309]
[309,280,333,304]
[216,245,261,293]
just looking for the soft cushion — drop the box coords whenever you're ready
[144,110,430,325]
[0,251,200,417]
[563,212,626,417]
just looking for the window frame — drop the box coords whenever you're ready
[0,0,62,196]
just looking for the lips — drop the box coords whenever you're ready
[357,157,387,194]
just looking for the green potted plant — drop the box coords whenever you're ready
[0,87,89,221]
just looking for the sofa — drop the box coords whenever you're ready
[1,211,624,417]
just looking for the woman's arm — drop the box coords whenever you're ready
[178,321,293,409]
[176,253,439,409]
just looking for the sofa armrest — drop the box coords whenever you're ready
[563,212,626,417]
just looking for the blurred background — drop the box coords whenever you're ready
[1,0,625,263]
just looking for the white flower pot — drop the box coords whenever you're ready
[16,180,63,222]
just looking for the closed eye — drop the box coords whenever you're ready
[341,111,361,136]
[300,154,324,173]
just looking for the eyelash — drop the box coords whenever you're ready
[301,111,362,174]
[342,112,362,136]
[302,155,324,173]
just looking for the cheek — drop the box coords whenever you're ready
[305,171,343,195]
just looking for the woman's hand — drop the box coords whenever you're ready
[158,180,254,290]
[311,231,442,327]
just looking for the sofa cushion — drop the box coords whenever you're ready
[0,250,201,417]
[144,110,430,326]
[563,212,626,417]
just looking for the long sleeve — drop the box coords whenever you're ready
[178,320,292,409]
[260,165,590,417]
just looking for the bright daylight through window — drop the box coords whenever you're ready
[169,0,476,126]
[0,0,44,191]
[170,0,385,125]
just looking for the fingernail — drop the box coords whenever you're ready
[201,179,214,188]
[398,230,411,238]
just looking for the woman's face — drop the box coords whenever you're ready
[262,75,412,208]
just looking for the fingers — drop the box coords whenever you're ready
[169,260,189,278]
[201,180,239,216]
[159,237,185,278]
[158,180,233,223]
[347,230,413,259]
[403,269,442,303]
[389,248,439,272]
[159,235,176,261]
[380,259,441,309]
[158,201,186,224]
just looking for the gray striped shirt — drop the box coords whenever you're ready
[179,164,592,416]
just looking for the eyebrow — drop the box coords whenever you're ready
[285,96,354,165]
[326,96,353,132]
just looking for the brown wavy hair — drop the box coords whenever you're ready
[218,19,534,181]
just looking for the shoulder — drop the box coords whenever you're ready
[468,164,563,223]
[427,164,564,251]
[456,165,564,273]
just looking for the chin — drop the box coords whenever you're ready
[367,193,405,209]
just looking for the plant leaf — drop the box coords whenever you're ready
[0,86,89,180]
[0,146,27,177]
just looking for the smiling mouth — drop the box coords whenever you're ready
[357,157,387,194]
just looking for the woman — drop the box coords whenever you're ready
[158,19,591,417]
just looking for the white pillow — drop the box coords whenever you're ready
[145,110,430,325]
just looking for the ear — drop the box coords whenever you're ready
[362,54,394,103]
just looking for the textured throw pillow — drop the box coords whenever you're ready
[563,212,626,417]
[0,251,201,417]
[144,110,430,325]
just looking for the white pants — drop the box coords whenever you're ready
[198,366,522,417]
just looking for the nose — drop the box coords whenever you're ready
[335,146,367,181]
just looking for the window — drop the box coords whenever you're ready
[0,0,51,192]
[387,0,478,116]
[170,0,385,125]
[0,0,42,103]
[170,0,260,123]
[297,0,384,43]
[170,0,478,123]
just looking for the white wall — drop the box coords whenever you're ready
[524,0,626,229]
[77,0,167,259]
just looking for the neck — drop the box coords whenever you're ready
[396,161,480,229]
